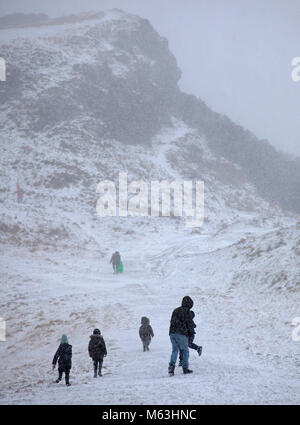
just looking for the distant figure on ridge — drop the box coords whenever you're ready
[139,317,154,352]
[16,183,23,203]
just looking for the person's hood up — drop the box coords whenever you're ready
[90,329,102,338]
[181,296,193,310]
[141,316,150,325]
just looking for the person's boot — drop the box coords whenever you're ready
[56,373,62,383]
[183,368,193,374]
[168,364,175,376]
[197,346,202,356]
[94,368,97,378]
[98,368,102,377]
[147,346,149,351]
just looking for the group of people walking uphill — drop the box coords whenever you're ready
[52,329,107,385]
[52,295,201,385]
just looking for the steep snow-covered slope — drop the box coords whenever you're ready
[0,10,299,405]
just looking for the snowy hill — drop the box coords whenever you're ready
[0,9,300,404]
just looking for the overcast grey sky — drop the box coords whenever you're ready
[1,0,299,157]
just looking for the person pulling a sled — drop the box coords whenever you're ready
[52,334,72,386]
[139,317,154,351]
[110,251,121,274]
[168,296,194,376]
[88,328,107,377]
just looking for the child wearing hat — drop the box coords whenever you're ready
[88,328,107,377]
[52,334,72,386]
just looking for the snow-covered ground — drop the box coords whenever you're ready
[1,217,299,405]
[0,119,299,404]
[1,9,299,405]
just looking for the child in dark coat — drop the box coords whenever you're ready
[179,311,202,366]
[139,317,154,352]
[52,334,72,386]
[88,328,107,377]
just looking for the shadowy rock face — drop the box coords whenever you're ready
[0,9,299,213]
[72,17,181,144]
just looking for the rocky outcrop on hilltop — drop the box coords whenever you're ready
[1,9,299,213]
[0,9,180,144]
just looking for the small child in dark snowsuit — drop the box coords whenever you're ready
[139,317,154,352]
[88,328,107,377]
[52,334,72,386]
[179,311,202,366]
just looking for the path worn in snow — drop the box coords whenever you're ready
[1,228,299,405]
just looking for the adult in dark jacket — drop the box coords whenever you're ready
[110,251,121,273]
[52,334,72,386]
[168,296,194,375]
[88,328,107,377]
[139,317,154,351]
[179,310,202,366]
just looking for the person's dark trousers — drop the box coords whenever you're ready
[93,358,103,375]
[65,369,70,385]
[179,335,199,363]
[113,263,118,273]
[142,339,151,351]
[188,335,200,351]
[58,368,70,385]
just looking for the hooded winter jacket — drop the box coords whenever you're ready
[169,296,194,337]
[88,334,107,360]
[139,317,154,341]
[52,343,72,370]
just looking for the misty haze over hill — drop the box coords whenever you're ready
[0,0,299,158]
[0,9,299,214]
[0,12,48,28]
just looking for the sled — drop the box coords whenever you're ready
[117,261,123,273]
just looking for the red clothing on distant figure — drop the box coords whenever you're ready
[17,184,23,199]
